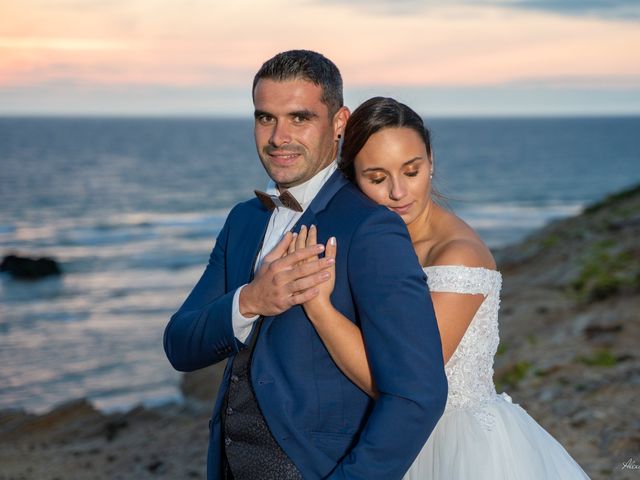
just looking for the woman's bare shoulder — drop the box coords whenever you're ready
[429,213,496,270]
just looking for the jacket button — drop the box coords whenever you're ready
[226,407,234,415]
[230,374,239,383]
[224,436,232,446]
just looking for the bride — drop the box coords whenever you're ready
[286,97,590,479]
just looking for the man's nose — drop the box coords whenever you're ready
[269,121,291,147]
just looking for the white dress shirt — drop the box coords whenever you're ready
[231,161,338,343]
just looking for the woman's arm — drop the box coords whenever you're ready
[290,226,491,399]
[289,225,378,397]
[306,298,379,398]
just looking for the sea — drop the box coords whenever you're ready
[1,116,639,413]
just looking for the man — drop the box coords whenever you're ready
[164,50,447,480]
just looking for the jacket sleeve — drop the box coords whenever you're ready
[327,208,448,479]
[163,210,239,372]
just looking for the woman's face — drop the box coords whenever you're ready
[354,127,432,226]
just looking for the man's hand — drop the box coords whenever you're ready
[287,225,337,317]
[239,231,335,317]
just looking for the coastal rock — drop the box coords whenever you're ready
[0,254,62,279]
[181,363,226,405]
[0,400,209,480]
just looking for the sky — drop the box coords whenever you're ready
[1,0,639,116]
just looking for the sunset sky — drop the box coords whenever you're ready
[1,0,639,116]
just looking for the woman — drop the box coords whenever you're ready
[288,97,590,479]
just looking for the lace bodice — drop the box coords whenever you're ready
[424,265,507,428]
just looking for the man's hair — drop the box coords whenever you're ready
[252,50,344,117]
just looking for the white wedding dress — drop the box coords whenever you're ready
[403,266,590,480]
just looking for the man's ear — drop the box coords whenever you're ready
[333,106,350,140]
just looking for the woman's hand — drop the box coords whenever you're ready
[240,231,332,317]
[288,225,337,319]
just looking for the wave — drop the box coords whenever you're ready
[0,210,229,247]
[457,202,583,228]
[453,202,584,247]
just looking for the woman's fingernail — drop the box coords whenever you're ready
[329,236,336,246]
[310,224,316,229]
[316,244,325,252]
[326,258,335,264]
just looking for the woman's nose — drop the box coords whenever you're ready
[389,177,407,201]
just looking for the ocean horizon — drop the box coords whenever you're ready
[1,115,639,413]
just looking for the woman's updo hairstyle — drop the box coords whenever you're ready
[339,97,432,181]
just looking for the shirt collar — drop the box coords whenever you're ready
[265,161,337,210]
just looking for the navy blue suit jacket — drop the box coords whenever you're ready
[164,171,447,479]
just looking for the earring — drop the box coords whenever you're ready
[430,169,434,180]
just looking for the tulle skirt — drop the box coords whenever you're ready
[403,393,590,479]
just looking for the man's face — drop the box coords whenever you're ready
[253,78,341,189]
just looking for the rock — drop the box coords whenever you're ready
[104,418,128,442]
[584,324,623,340]
[181,363,227,404]
[0,398,106,447]
[0,254,62,279]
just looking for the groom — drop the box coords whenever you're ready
[164,50,447,479]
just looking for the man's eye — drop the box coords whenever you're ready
[292,115,306,123]
[258,115,274,124]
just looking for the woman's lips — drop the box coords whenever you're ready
[389,202,414,215]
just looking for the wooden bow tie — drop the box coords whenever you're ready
[254,189,303,212]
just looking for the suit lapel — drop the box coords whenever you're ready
[237,202,272,283]
[290,170,348,232]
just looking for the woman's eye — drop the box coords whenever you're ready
[405,170,419,177]
[370,177,385,184]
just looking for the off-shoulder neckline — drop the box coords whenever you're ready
[422,265,502,277]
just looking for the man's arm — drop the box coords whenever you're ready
[327,209,448,480]
[164,211,337,372]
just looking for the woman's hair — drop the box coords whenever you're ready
[339,97,432,181]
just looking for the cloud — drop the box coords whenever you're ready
[504,0,640,20]
[0,37,127,51]
[503,73,640,89]
[314,0,640,20]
